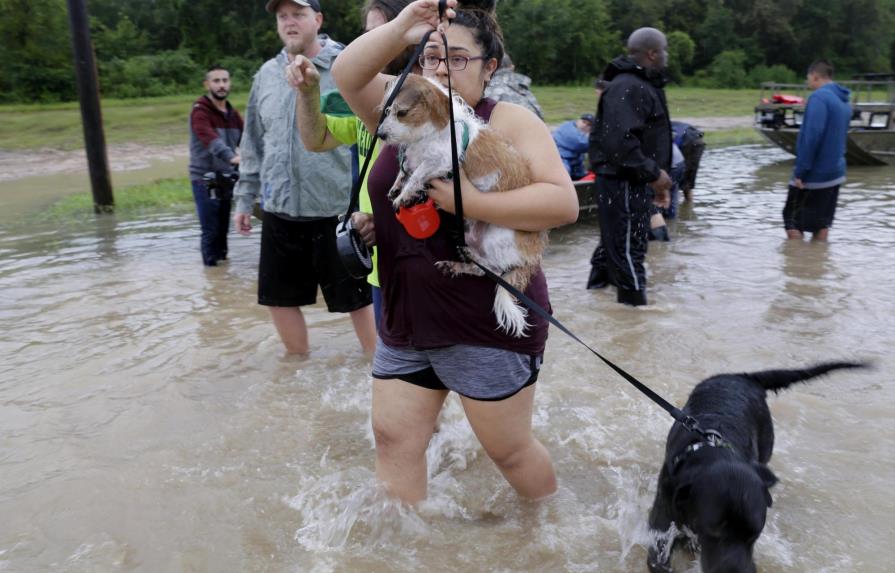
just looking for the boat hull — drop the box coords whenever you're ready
[756,127,893,165]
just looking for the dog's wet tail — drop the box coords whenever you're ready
[493,267,533,338]
[744,361,869,393]
[494,285,529,338]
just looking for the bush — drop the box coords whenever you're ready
[215,56,264,91]
[100,50,201,98]
[498,0,620,85]
[705,50,749,89]
[4,62,75,103]
[667,31,696,84]
[747,64,800,86]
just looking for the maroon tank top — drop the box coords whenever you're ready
[367,97,552,354]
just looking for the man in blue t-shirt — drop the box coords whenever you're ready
[784,59,852,241]
[552,114,593,180]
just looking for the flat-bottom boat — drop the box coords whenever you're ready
[754,75,894,166]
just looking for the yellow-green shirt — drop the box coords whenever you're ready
[325,115,381,287]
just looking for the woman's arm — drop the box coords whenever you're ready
[332,0,455,134]
[428,102,579,231]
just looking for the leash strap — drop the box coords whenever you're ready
[338,30,435,231]
[470,259,694,425]
[440,29,468,253]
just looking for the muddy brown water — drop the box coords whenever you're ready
[1,145,893,572]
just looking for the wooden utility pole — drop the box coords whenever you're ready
[67,0,114,213]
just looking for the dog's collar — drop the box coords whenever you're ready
[670,429,737,474]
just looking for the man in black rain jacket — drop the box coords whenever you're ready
[586,28,672,306]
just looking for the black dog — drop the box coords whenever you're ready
[647,361,865,573]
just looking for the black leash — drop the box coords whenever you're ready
[473,260,704,434]
[439,24,711,440]
[337,31,435,232]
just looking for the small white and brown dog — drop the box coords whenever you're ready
[377,74,547,338]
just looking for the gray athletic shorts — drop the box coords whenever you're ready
[372,340,542,401]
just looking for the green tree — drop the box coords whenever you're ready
[91,15,148,61]
[498,0,620,84]
[694,1,738,69]
[90,0,184,53]
[606,0,665,37]
[706,49,749,88]
[0,0,74,102]
[666,30,695,83]
[661,0,708,38]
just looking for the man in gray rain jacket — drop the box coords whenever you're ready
[233,0,375,356]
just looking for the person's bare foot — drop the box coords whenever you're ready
[786,229,804,240]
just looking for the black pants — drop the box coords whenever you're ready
[587,178,651,306]
[782,184,839,233]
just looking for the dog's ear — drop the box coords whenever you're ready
[377,78,398,117]
[384,77,398,98]
[753,463,778,507]
[421,80,451,129]
[672,483,693,516]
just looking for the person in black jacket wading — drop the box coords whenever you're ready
[586,28,672,306]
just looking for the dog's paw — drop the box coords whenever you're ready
[646,532,677,573]
[647,545,674,573]
[391,192,416,209]
[388,172,407,202]
[435,260,484,277]
[389,187,417,209]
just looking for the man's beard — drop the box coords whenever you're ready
[286,40,305,56]
[210,89,229,101]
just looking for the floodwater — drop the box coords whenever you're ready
[1,145,893,572]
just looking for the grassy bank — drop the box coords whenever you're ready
[19,85,765,218]
[703,128,764,146]
[1,86,762,152]
[38,177,194,221]
[0,93,249,151]
[535,85,758,123]
[39,129,764,218]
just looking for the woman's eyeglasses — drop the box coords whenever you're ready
[418,54,487,71]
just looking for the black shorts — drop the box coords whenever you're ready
[783,184,840,233]
[258,212,372,312]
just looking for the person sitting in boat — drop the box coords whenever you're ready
[553,113,594,180]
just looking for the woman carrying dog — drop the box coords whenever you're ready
[333,0,578,503]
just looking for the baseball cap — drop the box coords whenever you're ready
[266,0,321,13]
[580,113,595,123]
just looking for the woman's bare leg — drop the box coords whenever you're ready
[460,386,557,499]
[371,378,448,503]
